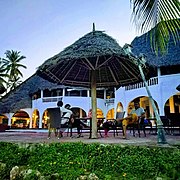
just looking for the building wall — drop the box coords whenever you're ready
[115,73,180,116]
[4,73,180,129]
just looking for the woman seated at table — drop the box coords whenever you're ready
[68,113,88,138]
[102,120,114,138]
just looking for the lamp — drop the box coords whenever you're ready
[123,43,167,144]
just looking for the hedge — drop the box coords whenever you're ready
[0,142,179,179]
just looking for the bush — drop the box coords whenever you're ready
[0,142,179,180]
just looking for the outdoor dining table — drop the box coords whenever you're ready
[79,117,105,138]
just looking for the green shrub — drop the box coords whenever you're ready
[0,142,179,180]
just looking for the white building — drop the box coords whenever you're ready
[0,30,179,129]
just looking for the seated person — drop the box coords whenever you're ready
[117,101,145,139]
[88,109,92,118]
[68,113,88,138]
[102,120,114,138]
[103,112,125,138]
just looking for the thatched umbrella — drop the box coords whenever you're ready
[37,25,148,138]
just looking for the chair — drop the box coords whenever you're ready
[47,107,62,138]
[160,116,171,135]
[148,116,172,135]
[116,112,126,119]
[123,114,147,138]
[167,113,180,135]
[113,111,125,136]
[136,117,150,137]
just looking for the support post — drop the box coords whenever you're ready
[91,70,98,138]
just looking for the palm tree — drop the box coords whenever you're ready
[3,50,27,90]
[0,58,9,94]
[131,0,180,54]
[7,76,22,91]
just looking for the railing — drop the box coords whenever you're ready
[105,98,115,104]
[125,77,158,91]
[42,97,63,103]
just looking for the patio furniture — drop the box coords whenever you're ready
[147,116,173,135]
[113,111,125,136]
[160,116,172,135]
[167,113,180,135]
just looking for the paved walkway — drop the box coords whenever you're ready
[0,129,180,147]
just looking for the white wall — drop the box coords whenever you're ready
[116,73,180,116]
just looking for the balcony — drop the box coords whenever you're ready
[125,77,158,91]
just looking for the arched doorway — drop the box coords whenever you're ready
[42,110,49,128]
[116,102,123,112]
[11,111,30,128]
[164,94,180,115]
[87,108,104,118]
[0,114,8,124]
[71,107,87,118]
[128,96,159,118]
[106,108,114,120]
[32,109,40,128]
[97,108,104,118]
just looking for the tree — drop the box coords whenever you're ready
[0,58,9,94]
[131,0,180,54]
[2,50,27,90]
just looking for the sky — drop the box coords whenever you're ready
[0,0,140,82]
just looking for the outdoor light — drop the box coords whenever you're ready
[122,43,133,55]
[123,44,167,144]
[139,53,147,66]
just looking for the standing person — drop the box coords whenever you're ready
[57,101,73,138]
[117,101,145,139]
[47,107,62,139]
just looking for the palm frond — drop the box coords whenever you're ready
[131,0,180,54]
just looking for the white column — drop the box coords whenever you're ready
[62,88,65,96]
[87,90,90,97]
[29,117,32,129]
[7,113,13,126]
[41,90,43,98]
[104,89,106,100]
[157,67,161,77]
[39,112,43,128]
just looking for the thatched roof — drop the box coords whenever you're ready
[131,29,180,67]
[40,31,126,68]
[0,74,64,113]
[37,30,146,88]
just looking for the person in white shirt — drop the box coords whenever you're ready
[60,104,73,124]
[57,101,73,138]
[117,101,145,139]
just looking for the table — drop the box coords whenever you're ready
[79,117,105,138]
